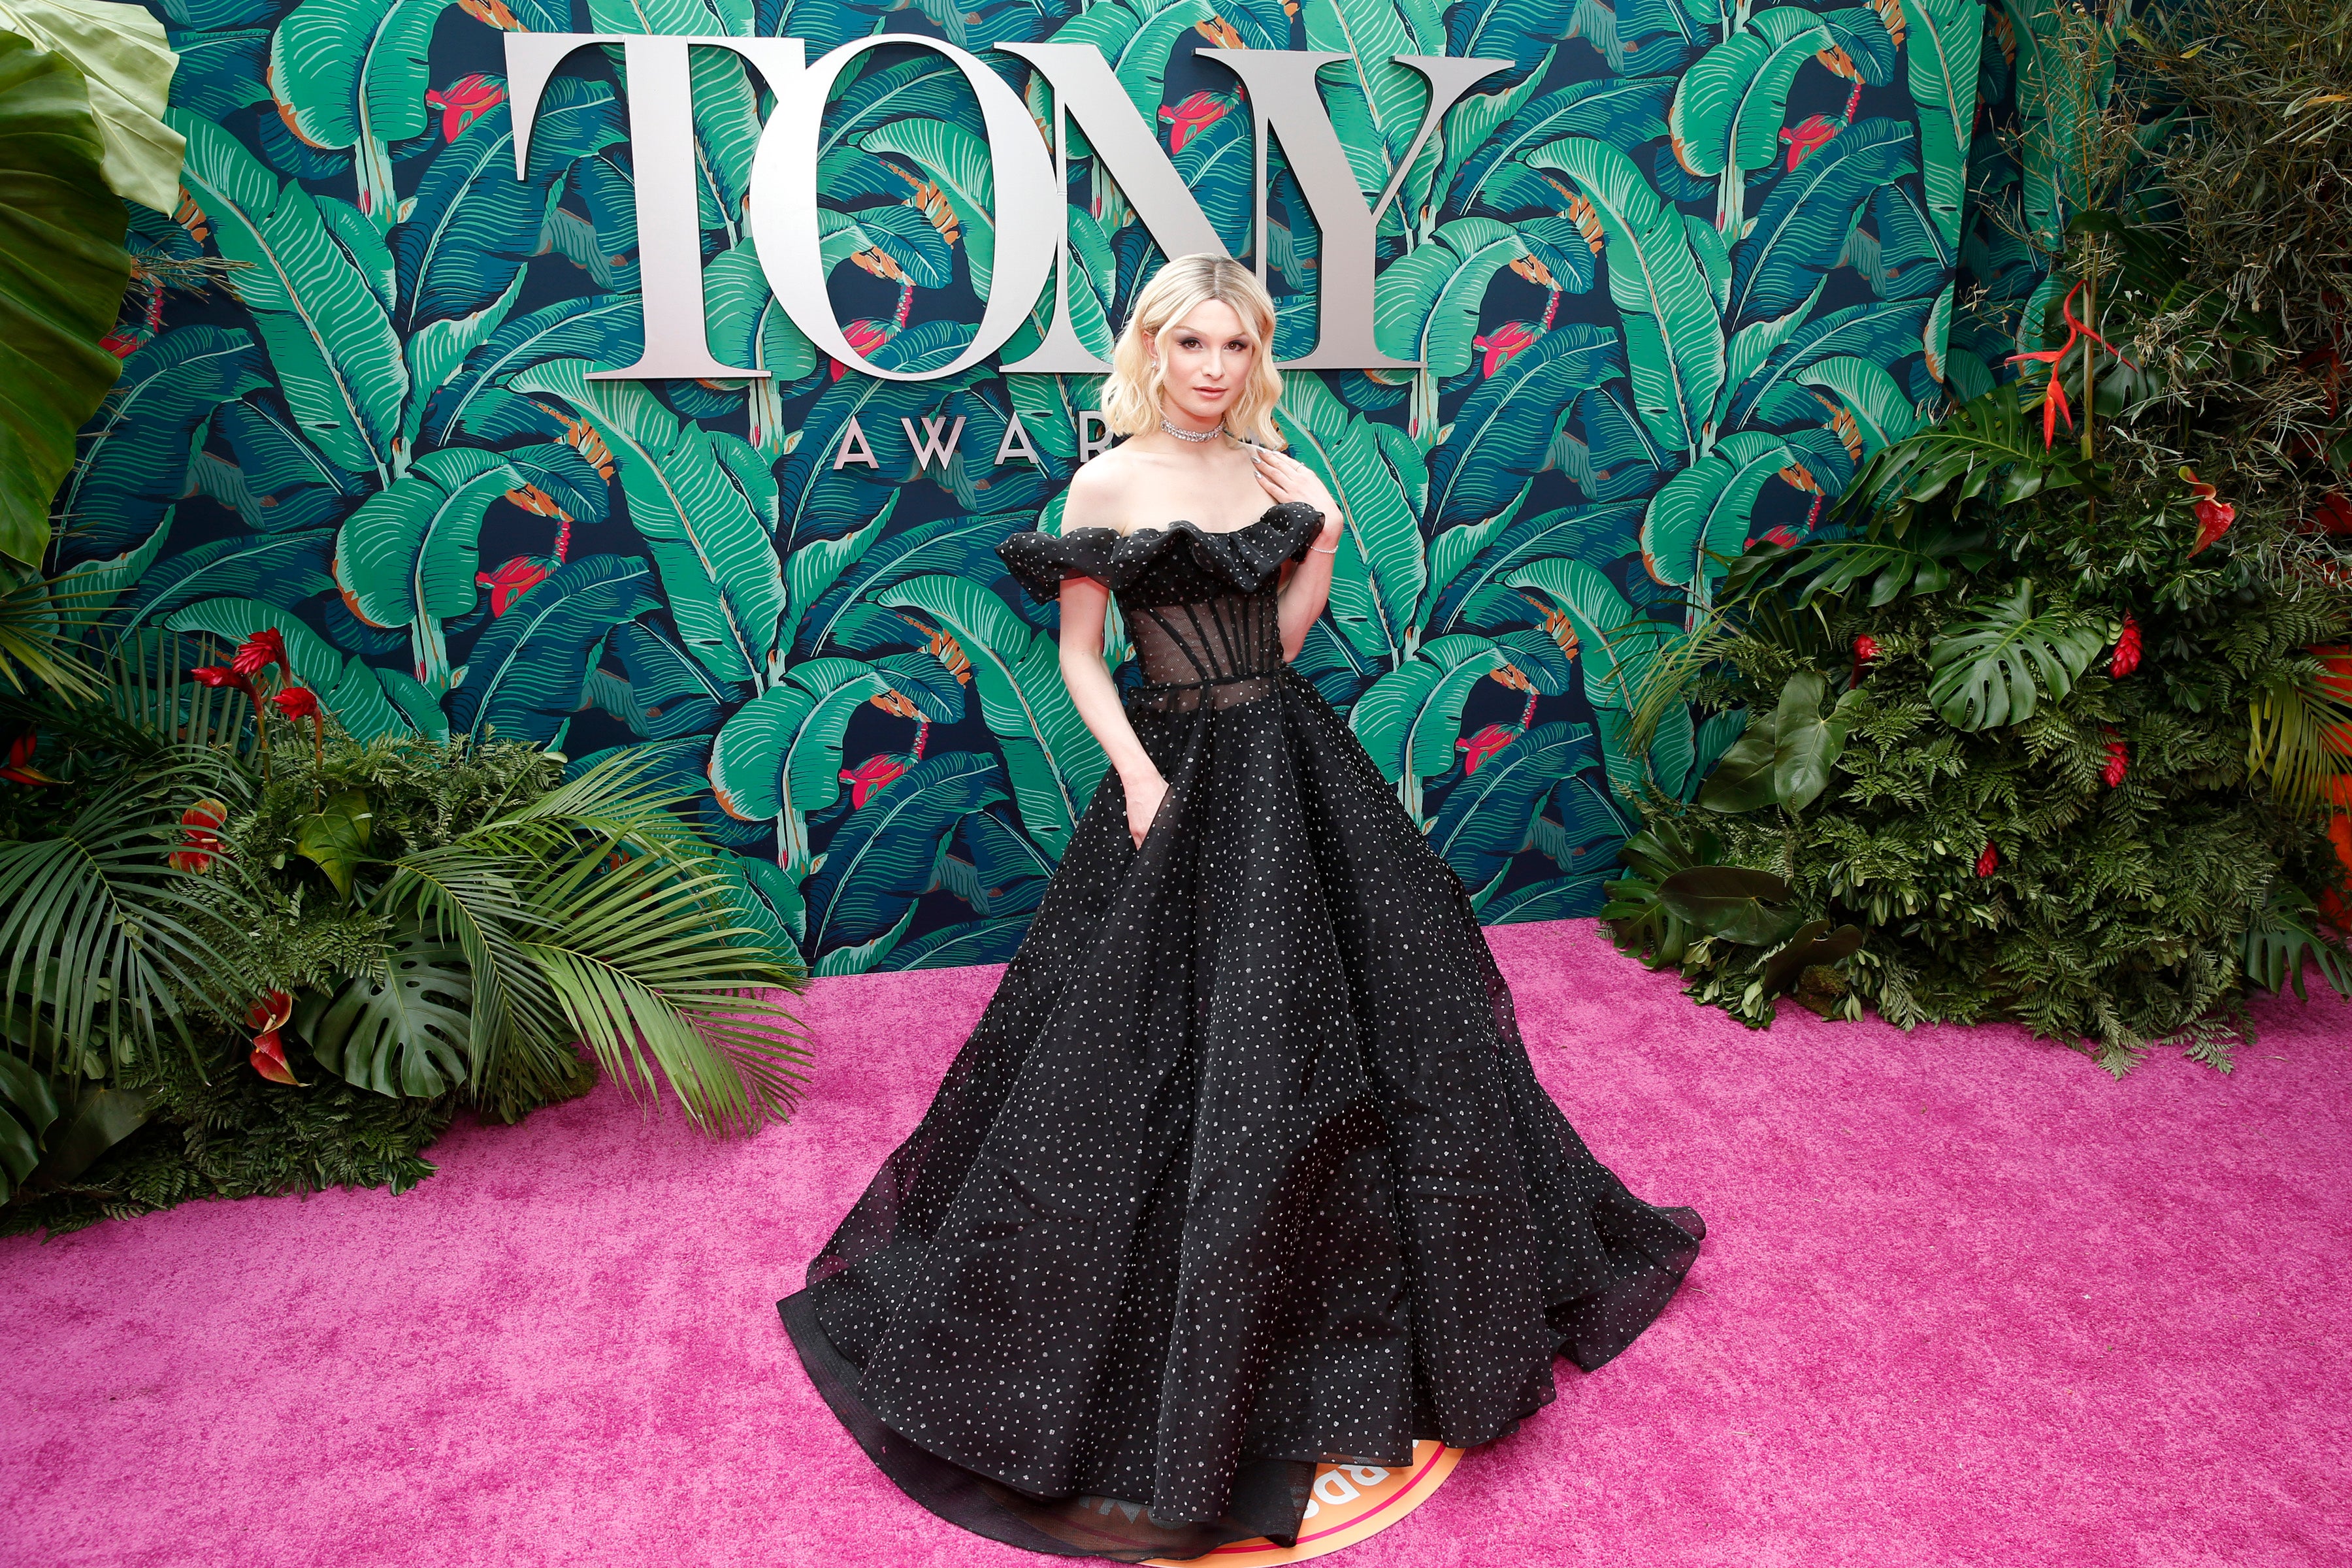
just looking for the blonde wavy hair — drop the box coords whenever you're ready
[1098,254,1287,448]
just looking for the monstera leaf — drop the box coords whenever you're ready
[1526,139,1722,459]
[171,111,408,482]
[875,573,1105,858]
[1925,580,2107,731]
[0,33,133,568]
[803,751,1008,975]
[52,326,267,561]
[295,937,474,1097]
[1427,722,1595,900]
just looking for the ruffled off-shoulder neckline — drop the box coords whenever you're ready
[996,502,1324,604]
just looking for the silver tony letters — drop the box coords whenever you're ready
[504,34,1510,383]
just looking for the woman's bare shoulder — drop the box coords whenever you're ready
[1062,448,1148,534]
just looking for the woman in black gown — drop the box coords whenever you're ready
[779,255,1703,1561]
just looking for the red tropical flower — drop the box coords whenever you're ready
[191,664,257,698]
[476,555,555,615]
[98,327,144,359]
[1471,321,1537,378]
[2111,615,2142,678]
[272,687,321,722]
[1456,723,1522,774]
[425,74,506,142]
[1158,91,1231,153]
[1779,114,1842,171]
[170,797,230,873]
[2008,282,2134,449]
[1,730,58,785]
[231,627,287,679]
[829,319,895,380]
[1850,633,1880,687]
[245,990,300,1085]
[2180,468,2236,555]
[2101,731,2129,788]
[838,753,908,808]
[1976,841,1999,877]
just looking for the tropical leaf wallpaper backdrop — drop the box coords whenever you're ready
[57,0,2000,974]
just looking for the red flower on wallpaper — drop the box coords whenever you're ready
[1779,114,1842,170]
[839,754,909,808]
[1157,91,1230,153]
[1472,321,1537,378]
[426,74,506,142]
[245,990,299,1085]
[477,556,555,615]
[2180,468,2236,555]
[170,798,231,873]
[1456,724,1521,774]
[830,319,894,380]
[2111,615,2142,678]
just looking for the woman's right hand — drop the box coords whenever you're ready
[1125,771,1169,847]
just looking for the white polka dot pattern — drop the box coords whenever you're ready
[781,505,1704,1562]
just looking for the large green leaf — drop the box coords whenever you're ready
[52,325,266,562]
[1048,0,1217,124]
[1727,117,1918,327]
[1375,217,1532,377]
[1667,6,1831,231]
[1639,431,1801,604]
[448,553,661,743]
[295,936,473,1096]
[1426,721,1593,894]
[1924,580,2107,731]
[0,0,183,210]
[1275,372,1427,669]
[171,110,407,482]
[1447,76,1676,217]
[874,573,1105,858]
[510,358,785,688]
[708,656,889,874]
[857,117,994,293]
[1350,632,1509,821]
[1299,0,1446,201]
[334,447,520,684]
[1426,322,1623,532]
[1790,355,1923,454]
[0,33,131,569]
[1526,138,1722,458]
[267,0,448,227]
[1905,0,1984,246]
[1506,557,1671,711]
[803,750,1007,970]
[107,527,335,643]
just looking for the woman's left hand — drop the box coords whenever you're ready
[1250,446,1341,542]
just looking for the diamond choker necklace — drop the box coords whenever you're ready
[1160,416,1222,444]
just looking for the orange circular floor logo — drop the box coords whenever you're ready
[1144,1442,1463,1567]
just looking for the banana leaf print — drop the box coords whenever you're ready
[69,0,1982,963]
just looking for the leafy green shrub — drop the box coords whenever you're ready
[1,635,807,1235]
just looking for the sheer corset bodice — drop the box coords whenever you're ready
[1124,592,1285,713]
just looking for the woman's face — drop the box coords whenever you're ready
[1149,297,1258,428]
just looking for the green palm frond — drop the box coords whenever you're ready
[375,844,568,1094]
[518,851,808,1134]
[2246,664,2352,811]
[0,759,250,1074]
[0,571,104,702]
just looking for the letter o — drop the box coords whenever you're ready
[749,36,1056,384]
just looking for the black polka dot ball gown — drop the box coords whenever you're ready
[780,499,1704,1561]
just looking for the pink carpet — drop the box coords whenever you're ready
[5,920,2349,1568]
